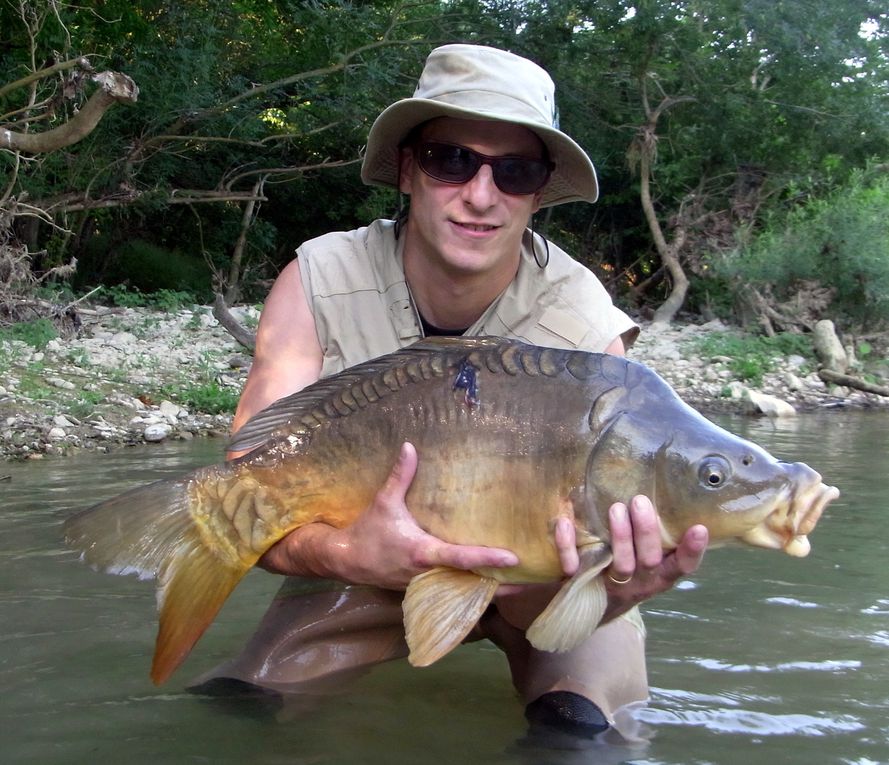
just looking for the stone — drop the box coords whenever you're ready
[159,400,184,419]
[784,372,805,391]
[144,423,172,442]
[744,389,797,417]
[46,376,76,390]
[813,320,848,373]
[47,427,67,440]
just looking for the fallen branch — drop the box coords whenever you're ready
[818,369,889,397]
[212,293,256,352]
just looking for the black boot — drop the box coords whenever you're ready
[524,690,610,739]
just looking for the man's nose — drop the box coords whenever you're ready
[460,163,498,208]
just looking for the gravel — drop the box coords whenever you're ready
[1,308,884,461]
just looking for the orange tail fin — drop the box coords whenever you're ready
[64,469,253,684]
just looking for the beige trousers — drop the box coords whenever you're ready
[191,580,649,725]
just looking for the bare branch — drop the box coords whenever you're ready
[213,293,256,352]
[0,56,93,99]
[223,157,360,188]
[0,71,139,154]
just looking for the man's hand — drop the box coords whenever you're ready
[493,495,708,630]
[601,495,708,620]
[258,442,519,589]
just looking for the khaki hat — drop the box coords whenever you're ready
[361,44,598,208]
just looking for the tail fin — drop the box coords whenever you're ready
[64,475,250,684]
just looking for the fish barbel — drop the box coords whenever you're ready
[63,337,839,684]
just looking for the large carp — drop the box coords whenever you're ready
[64,337,839,685]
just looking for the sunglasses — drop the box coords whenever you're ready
[414,141,554,195]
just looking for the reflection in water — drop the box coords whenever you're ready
[2,413,888,764]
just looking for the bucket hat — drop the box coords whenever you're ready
[361,44,598,207]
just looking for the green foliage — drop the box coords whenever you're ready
[68,390,105,420]
[163,380,240,415]
[98,285,199,311]
[691,331,814,387]
[3,0,888,319]
[717,172,889,328]
[0,319,58,350]
[89,240,212,299]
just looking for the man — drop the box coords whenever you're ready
[194,44,708,739]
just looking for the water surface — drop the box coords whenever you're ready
[1,413,887,764]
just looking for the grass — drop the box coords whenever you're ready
[161,380,240,415]
[0,318,58,350]
[690,331,815,387]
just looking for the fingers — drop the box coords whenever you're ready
[379,441,418,505]
[425,541,518,571]
[554,516,580,577]
[604,496,708,616]
[666,524,708,579]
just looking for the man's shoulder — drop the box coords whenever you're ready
[297,219,401,293]
[299,219,395,257]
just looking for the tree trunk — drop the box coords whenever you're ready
[630,90,695,325]
[818,369,889,397]
[639,148,689,324]
[224,178,265,305]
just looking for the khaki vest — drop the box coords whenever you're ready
[297,219,637,377]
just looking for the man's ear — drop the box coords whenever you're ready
[398,146,415,195]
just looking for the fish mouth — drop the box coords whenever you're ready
[740,464,840,557]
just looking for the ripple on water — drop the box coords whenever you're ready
[764,596,820,608]
[861,598,889,616]
[682,656,862,673]
[635,704,865,736]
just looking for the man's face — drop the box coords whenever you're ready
[399,117,546,278]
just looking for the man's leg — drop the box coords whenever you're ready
[188,580,408,696]
[476,607,648,738]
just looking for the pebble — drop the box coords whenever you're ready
[144,423,172,442]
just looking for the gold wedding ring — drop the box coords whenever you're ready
[607,571,632,585]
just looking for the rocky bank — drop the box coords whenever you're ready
[1,306,885,461]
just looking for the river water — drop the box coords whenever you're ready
[1,412,887,764]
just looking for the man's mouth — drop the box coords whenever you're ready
[455,222,497,233]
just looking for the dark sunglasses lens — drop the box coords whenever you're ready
[492,157,550,194]
[419,144,478,183]
[417,142,551,194]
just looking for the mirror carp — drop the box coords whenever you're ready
[64,337,840,684]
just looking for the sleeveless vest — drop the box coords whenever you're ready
[297,219,637,378]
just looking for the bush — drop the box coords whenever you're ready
[0,318,58,349]
[82,239,212,300]
[716,170,889,328]
[164,381,240,415]
[98,285,198,311]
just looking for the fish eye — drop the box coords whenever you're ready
[698,456,732,489]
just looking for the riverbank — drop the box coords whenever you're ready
[1,305,885,460]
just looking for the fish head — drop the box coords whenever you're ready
[580,359,839,557]
[650,426,839,557]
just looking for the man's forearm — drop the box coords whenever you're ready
[257,522,347,580]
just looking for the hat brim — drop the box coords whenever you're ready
[360,99,598,208]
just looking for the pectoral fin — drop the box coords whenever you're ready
[403,567,499,667]
[525,543,612,653]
